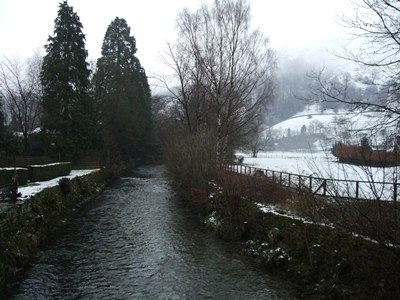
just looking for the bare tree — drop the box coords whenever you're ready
[0,53,42,154]
[161,0,276,161]
[313,0,400,133]
[241,117,273,157]
[339,0,400,76]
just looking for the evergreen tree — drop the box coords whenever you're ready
[40,0,94,159]
[93,17,154,164]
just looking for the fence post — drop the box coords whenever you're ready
[355,181,359,199]
[298,175,301,191]
[309,176,312,193]
[394,182,397,202]
[323,179,327,196]
[288,174,291,188]
[280,172,283,185]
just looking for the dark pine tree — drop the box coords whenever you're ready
[40,0,94,159]
[93,17,154,166]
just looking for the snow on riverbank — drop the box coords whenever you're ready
[18,169,100,199]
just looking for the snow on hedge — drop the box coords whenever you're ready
[18,169,100,199]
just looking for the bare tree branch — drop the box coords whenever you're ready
[0,53,42,154]
[161,0,276,161]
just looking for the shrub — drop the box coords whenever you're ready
[164,129,216,191]
[215,168,400,299]
[58,177,71,195]
[0,168,28,186]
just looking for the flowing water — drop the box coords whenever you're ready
[10,166,296,299]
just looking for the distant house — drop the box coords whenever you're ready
[332,143,400,167]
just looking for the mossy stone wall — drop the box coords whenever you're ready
[205,193,400,299]
[0,170,106,298]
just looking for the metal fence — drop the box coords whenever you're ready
[224,164,400,202]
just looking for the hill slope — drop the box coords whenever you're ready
[270,105,395,151]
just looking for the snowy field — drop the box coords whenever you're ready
[236,151,400,201]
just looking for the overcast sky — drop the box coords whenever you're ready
[0,0,353,79]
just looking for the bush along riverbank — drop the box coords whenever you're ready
[0,170,106,298]
[201,176,400,300]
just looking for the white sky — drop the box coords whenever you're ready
[0,0,354,83]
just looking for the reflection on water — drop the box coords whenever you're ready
[11,166,296,299]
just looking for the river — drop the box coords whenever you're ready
[10,165,296,299]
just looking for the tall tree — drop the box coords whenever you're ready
[93,17,153,165]
[162,0,276,161]
[40,0,94,159]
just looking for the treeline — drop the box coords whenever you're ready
[0,1,155,170]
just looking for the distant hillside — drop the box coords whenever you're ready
[269,104,396,152]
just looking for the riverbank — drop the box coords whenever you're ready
[194,173,400,299]
[0,170,106,298]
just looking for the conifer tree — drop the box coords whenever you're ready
[93,17,153,164]
[40,0,94,159]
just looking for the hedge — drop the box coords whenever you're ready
[27,162,71,182]
[0,168,28,186]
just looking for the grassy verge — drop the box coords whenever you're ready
[0,170,106,298]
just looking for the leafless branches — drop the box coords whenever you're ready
[340,0,400,74]
[0,53,42,154]
[311,1,400,135]
[161,0,276,161]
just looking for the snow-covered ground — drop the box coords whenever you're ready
[236,151,400,201]
[246,104,399,200]
[18,169,100,199]
[270,104,396,148]
[0,169,100,214]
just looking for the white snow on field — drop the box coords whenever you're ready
[245,105,400,200]
[239,151,391,181]
[18,169,100,199]
[270,105,395,144]
[236,151,400,201]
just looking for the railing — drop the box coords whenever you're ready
[224,164,400,202]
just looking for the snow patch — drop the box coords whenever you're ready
[18,169,100,199]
